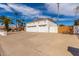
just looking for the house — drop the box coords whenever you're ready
[73,20,79,34]
[26,18,58,33]
[0,26,5,30]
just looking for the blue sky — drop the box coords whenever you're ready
[0,3,79,26]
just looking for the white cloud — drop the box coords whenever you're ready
[7,4,42,18]
[0,3,54,20]
[0,4,13,12]
[45,3,79,16]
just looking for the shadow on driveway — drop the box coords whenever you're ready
[68,46,79,56]
[76,34,79,40]
[0,42,5,56]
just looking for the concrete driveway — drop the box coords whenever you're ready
[0,32,79,56]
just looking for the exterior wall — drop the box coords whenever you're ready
[26,21,38,32]
[49,26,58,33]
[49,21,58,33]
[73,26,79,34]
[38,20,49,32]
[26,19,58,33]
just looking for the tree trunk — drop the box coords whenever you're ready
[5,24,9,32]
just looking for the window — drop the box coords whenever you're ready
[39,24,47,27]
[27,25,36,28]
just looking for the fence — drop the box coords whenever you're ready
[0,30,7,36]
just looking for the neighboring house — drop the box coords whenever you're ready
[26,18,58,33]
[74,26,79,34]
[0,26,5,30]
[73,20,79,34]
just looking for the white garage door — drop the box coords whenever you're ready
[39,25,48,32]
[49,26,58,33]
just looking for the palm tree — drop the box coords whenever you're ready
[5,4,19,31]
[74,19,79,25]
[16,19,21,27]
[0,16,12,32]
[16,19,25,31]
[60,24,64,26]
[5,4,26,31]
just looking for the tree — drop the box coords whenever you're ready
[5,3,26,31]
[60,24,64,26]
[74,19,79,25]
[0,16,13,32]
[5,3,20,31]
[16,19,25,31]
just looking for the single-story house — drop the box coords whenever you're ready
[26,18,58,33]
[73,20,79,34]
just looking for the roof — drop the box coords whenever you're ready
[27,18,56,23]
[34,18,54,22]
